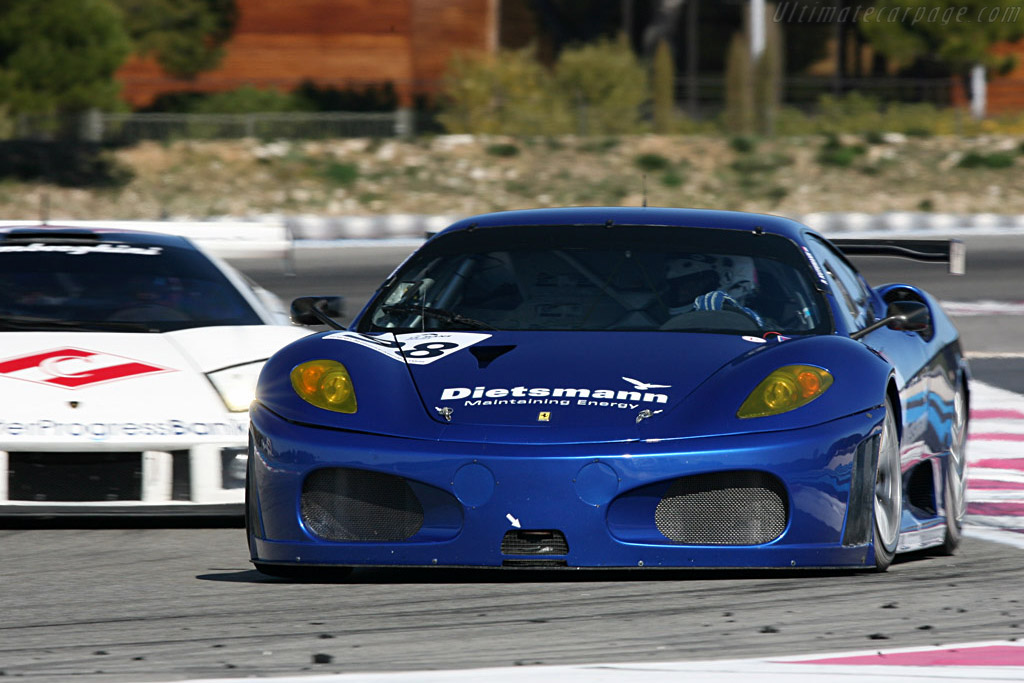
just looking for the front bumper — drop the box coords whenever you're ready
[249,403,885,569]
[0,443,248,516]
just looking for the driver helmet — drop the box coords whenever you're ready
[665,256,719,314]
[712,255,757,304]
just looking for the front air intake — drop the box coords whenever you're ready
[8,452,142,501]
[301,468,424,541]
[654,471,788,545]
[501,529,569,556]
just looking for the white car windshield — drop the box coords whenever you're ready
[360,225,832,335]
[0,239,263,332]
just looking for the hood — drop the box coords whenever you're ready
[163,325,310,373]
[398,331,756,430]
[0,326,307,444]
[261,329,892,445]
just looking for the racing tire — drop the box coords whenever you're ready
[872,398,902,571]
[939,388,968,555]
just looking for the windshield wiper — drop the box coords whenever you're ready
[380,304,495,330]
[0,315,157,332]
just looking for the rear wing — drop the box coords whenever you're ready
[831,238,965,275]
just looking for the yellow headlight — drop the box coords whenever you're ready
[737,365,833,418]
[290,360,357,413]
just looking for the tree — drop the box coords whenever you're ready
[0,0,132,115]
[859,1,1024,76]
[113,0,238,79]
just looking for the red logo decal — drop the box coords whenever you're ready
[0,347,173,389]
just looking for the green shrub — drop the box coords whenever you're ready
[0,140,133,187]
[957,151,1016,169]
[554,36,649,135]
[818,146,862,167]
[505,180,531,195]
[730,135,757,153]
[773,106,813,136]
[864,130,886,145]
[190,85,306,114]
[768,95,956,137]
[438,38,649,136]
[486,143,520,157]
[321,162,359,185]
[880,102,947,136]
[578,137,620,153]
[765,186,789,203]
[661,169,685,187]
[814,92,881,135]
[438,47,572,135]
[817,136,866,167]
[634,153,670,172]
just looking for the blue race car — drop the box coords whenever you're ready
[247,207,969,575]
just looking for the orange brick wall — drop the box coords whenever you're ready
[117,0,495,108]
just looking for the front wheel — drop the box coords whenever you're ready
[873,399,903,571]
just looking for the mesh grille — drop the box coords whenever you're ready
[301,468,424,541]
[655,471,788,545]
[7,452,142,502]
[501,529,569,555]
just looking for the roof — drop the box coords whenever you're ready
[441,207,812,242]
[0,225,193,249]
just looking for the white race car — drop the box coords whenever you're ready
[0,224,312,517]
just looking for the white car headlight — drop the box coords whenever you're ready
[207,361,266,412]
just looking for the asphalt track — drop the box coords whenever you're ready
[2,232,1024,682]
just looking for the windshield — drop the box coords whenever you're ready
[359,225,832,335]
[0,240,263,332]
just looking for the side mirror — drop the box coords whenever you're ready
[291,296,345,328]
[885,300,930,333]
[850,299,931,340]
